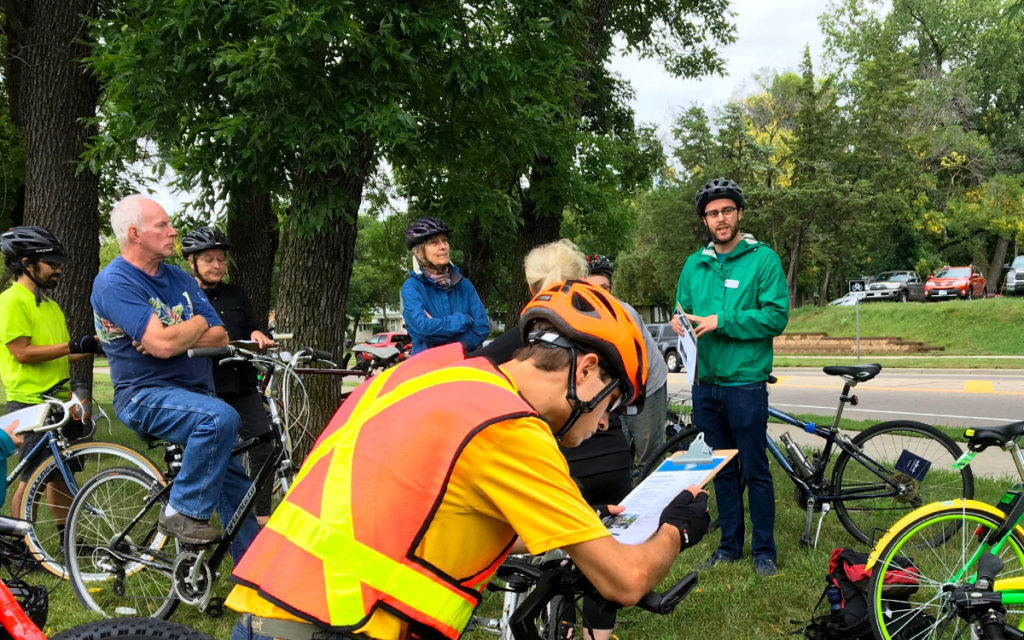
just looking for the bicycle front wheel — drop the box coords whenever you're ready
[51,617,212,640]
[831,420,974,545]
[869,504,1024,640]
[65,467,178,619]
[20,442,162,578]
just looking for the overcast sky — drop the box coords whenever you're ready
[610,0,830,146]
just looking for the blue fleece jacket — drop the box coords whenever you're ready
[401,264,490,354]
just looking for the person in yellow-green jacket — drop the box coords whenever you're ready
[0,226,101,523]
[672,178,789,577]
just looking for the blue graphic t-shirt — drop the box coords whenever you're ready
[91,256,224,413]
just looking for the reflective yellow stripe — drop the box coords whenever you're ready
[271,363,514,631]
[267,501,474,631]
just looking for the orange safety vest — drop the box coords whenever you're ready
[231,344,539,639]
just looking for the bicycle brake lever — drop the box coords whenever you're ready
[635,571,698,615]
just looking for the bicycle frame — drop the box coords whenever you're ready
[766,405,909,506]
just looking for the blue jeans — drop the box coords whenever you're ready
[117,386,259,562]
[693,382,776,562]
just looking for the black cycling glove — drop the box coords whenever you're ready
[69,335,101,355]
[658,490,710,552]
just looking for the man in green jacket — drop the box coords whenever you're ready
[672,177,789,577]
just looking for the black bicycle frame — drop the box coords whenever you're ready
[765,406,907,504]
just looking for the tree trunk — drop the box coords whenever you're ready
[787,231,802,307]
[3,0,101,388]
[505,164,562,329]
[989,235,1009,293]
[818,264,831,306]
[274,141,374,450]
[226,184,276,331]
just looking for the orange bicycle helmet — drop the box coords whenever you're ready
[520,279,648,411]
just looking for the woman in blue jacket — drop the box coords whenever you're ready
[400,217,490,354]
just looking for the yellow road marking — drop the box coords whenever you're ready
[964,380,994,393]
[762,382,1024,396]
[773,375,792,384]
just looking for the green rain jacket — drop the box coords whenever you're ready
[674,233,789,385]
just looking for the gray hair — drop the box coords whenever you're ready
[523,239,588,293]
[110,195,155,247]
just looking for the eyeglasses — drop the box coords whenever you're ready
[38,259,63,268]
[196,254,229,265]
[703,206,738,220]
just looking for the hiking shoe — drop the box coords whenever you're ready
[753,556,778,577]
[157,511,219,545]
[698,550,740,569]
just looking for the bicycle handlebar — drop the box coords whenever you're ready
[305,348,333,362]
[187,346,234,360]
[635,571,698,614]
[507,558,696,640]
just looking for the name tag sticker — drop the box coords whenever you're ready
[724,279,740,289]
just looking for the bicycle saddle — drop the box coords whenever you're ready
[965,422,1024,451]
[0,516,33,538]
[822,363,882,382]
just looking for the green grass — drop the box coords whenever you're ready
[467,461,1011,640]
[785,296,1024,356]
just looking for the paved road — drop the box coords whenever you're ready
[666,368,1024,427]
[665,367,1024,478]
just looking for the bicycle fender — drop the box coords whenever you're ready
[865,499,1024,571]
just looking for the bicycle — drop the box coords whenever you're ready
[0,514,212,639]
[247,550,697,640]
[4,380,162,578]
[866,421,1024,640]
[61,343,326,619]
[642,364,975,547]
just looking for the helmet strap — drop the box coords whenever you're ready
[189,255,221,288]
[553,348,621,441]
[19,260,46,307]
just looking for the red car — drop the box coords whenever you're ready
[350,332,411,371]
[924,265,987,301]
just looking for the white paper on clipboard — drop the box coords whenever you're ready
[0,403,50,435]
[676,315,698,387]
[605,448,736,545]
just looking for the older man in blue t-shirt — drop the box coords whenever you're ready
[91,195,257,561]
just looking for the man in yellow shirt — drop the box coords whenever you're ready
[0,226,100,524]
[227,280,710,640]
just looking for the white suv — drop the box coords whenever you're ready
[1004,256,1024,296]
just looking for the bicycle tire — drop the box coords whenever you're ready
[20,442,163,578]
[65,467,179,619]
[639,425,699,479]
[869,504,1024,640]
[831,420,974,545]
[541,594,576,640]
[51,617,213,640]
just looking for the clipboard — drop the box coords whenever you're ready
[0,403,51,435]
[605,436,737,545]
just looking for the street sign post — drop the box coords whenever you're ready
[848,280,866,359]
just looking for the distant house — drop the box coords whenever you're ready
[354,307,405,342]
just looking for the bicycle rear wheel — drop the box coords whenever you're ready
[20,442,162,578]
[831,420,974,545]
[869,505,1024,640]
[65,467,179,619]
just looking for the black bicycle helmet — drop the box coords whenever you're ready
[695,177,745,217]
[1,226,65,273]
[181,227,231,257]
[404,217,452,249]
[586,254,614,279]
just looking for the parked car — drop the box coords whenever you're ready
[863,271,925,303]
[828,291,867,306]
[925,265,987,301]
[1004,255,1024,296]
[350,332,411,371]
[646,323,682,373]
